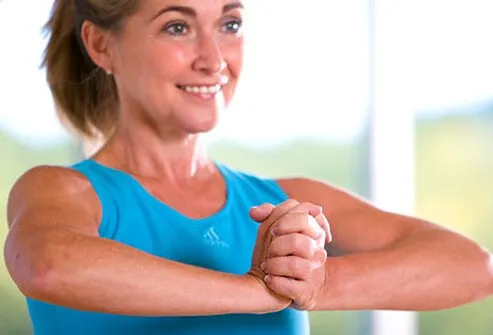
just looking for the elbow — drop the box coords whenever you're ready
[9,265,55,301]
[4,236,59,301]
[485,253,493,297]
[21,261,59,301]
[11,260,59,302]
[471,251,493,301]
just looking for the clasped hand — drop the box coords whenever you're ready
[249,200,331,310]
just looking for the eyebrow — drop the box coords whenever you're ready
[150,2,244,21]
[223,2,244,13]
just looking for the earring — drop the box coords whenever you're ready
[102,67,112,75]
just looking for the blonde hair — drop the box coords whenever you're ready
[42,0,138,140]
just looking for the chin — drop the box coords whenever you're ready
[185,103,227,133]
[192,120,219,134]
[181,114,220,135]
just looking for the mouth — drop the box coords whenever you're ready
[176,84,224,95]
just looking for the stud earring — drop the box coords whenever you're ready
[102,66,112,75]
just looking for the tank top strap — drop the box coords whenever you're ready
[70,159,121,238]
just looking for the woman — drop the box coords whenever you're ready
[4,0,493,334]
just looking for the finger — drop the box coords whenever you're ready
[259,199,300,230]
[268,233,319,259]
[288,202,322,217]
[272,212,324,241]
[269,199,301,221]
[287,203,330,243]
[262,256,313,280]
[264,275,305,303]
[314,212,332,244]
[249,203,276,222]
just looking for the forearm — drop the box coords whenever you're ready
[5,227,281,316]
[315,228,493,311]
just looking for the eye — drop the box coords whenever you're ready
[222,19,242,34]
[163,22,189,36]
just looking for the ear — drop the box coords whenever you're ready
[80,21,114,74]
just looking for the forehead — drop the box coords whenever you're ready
[137,0,245,16]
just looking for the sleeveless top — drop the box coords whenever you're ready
[25,159,309,335]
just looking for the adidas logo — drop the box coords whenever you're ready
[203,227,229,248]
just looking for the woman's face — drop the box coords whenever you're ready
[109,0,244,135]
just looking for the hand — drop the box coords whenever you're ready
[250,200,331,310]
[247,202,293,311]
[250,200,331,246]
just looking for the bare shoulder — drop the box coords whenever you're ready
[7,165,101,231]
[276,177,373,215]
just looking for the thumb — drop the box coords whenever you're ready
[250,203,276,222]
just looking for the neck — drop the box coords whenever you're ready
[95,125,213,182]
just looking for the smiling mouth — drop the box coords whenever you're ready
[176,84,223,94]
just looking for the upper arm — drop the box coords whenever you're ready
[6,165,101,239]
[277,177,433,255]
[4,166,100,295]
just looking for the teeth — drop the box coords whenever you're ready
[182,85,222,94]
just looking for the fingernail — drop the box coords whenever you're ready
[271,227,278,236]
[261,262,267,271]
[264,275,271,282]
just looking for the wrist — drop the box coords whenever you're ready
[312,257,343,311]
[241,272,291,314]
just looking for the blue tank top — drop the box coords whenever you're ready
[25,159,309,335]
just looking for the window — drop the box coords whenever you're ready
[210,1,371,334]
[0,2,76,334]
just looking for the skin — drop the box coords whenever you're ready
[4,0,326,316]
[4,0,493,320]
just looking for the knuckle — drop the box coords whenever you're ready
[313,222,325,237]
[284,199,300,207]
[275,215,291,227]
[287,257,299,272]
[293,234,306,250]
[300,201,315,209]
[285,282,299,297]
[313,249,327,268]
[305,237,318,257]
[319,247,328,261]
[300,260,314,275]
[271,200,298,218]
[267,240,280,256]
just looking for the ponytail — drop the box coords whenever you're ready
[42,0,131,140]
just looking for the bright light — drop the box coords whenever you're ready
[1,0,492,147]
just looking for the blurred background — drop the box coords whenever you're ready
[1,0,492,334]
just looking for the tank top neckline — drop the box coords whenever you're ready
[84,159,235,225]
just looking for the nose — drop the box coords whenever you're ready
[192,34,227,75]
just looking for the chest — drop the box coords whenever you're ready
[137,175,228,219]
[112,201,260,275]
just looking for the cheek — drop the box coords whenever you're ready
[225,41,244,79]
[223,42,244,102]
[142,44,190,84]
